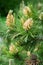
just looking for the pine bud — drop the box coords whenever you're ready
[9,44,18,54]
[23,18,33,30]
[6,10,14,29]
[23,6,32,16]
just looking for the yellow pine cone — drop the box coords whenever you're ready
[23,18,33,30]
[9,44,18,54]
[39,12,43,20]
[23,6,32,16]
[6,10,14,28]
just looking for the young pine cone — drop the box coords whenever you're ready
[23,18,33,30]
[23,6,32,16]
[6,10,15,29]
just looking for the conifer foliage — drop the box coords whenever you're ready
[0,1,43,65]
